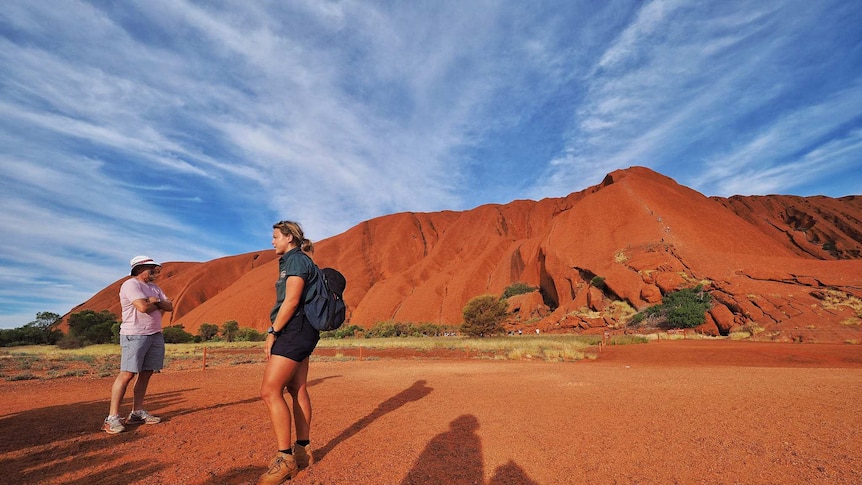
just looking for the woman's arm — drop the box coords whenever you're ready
[264,275,305,359]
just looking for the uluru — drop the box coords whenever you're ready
[66,166,862,343]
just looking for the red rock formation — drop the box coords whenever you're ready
[714,195,862,260]
[64,167,862,343]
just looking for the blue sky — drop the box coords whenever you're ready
[1,0,861,329]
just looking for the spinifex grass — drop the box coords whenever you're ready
[317,335,607,361]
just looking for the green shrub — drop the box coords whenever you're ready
[56,334,86,349]
[320,324,365,339]
[68,310,118,344]
[590,276,606,289]
[221,321,239,342]
[502,282,538,299]
[235,327,266,342]
[629,286,712,329]
[198,323,219,341]
[359,321,458,338]
[163,325,194,343]
[461,295,508,337]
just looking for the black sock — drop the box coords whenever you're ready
[279,449,293,455]
[296,440,310,446]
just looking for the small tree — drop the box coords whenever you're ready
[461,295,508,337]
[198,323,219,341]
[221,320,239,342]
[29,312,64,344]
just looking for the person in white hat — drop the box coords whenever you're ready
[102,255,174,434]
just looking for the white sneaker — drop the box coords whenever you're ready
[126,410,161,425]
[102,415,125,434]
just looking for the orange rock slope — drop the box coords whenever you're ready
[66,167,862,343]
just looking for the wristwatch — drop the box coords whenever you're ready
[267,326,277,335]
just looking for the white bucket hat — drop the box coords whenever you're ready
[130,255,161,275]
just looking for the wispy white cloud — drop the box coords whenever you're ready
[529,0,861,198]
[693,78,862,195]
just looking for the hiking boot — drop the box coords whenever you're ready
[258,452,298,485]
[293,443,314,469]
[126,410,161,425]
[102,415,125,434]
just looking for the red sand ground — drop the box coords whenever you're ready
[2,341,861,484]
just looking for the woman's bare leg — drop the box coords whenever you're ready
[286,357,312,441]
[261,355,301,450]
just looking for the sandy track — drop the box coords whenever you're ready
[1,341,861,484]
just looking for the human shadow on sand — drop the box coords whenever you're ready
[0,389,195,484]
[401,414,538,485]
[166,375,337,419]
[200,378,434,485]
[316,379,433,460]
[0,388,193,454]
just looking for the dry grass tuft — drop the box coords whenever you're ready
[819,290,862,316]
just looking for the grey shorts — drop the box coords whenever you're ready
[120,333,165,373]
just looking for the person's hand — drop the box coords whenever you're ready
[264,334,275,360]
[147,296,160,303]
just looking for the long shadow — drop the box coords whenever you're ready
[0,388,194,454]
[305,375,341,388]
[51,459,163,485]
[2,374,343,484]
[0,388,201,483]
[167,396,260,419]
[1,380,264,483]
[401,414,483,485]
[488,460,539,485]
[402,415,539,485]
[164,375,339,419]
[0,411,167,483]
[316,379,433,460]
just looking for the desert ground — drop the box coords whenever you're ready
[1,340,861,484]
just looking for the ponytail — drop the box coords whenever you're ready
[301,238,315,255]
[273,220,314,255]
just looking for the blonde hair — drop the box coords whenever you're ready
[273,220,314,255]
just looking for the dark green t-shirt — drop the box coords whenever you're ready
[270,248,315,324]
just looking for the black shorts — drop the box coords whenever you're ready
[271,312,320,362]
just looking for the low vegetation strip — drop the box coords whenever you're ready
[1,335,646,380]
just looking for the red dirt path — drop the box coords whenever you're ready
[2,341,861,484]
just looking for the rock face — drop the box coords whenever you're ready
[65,167,862,343]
